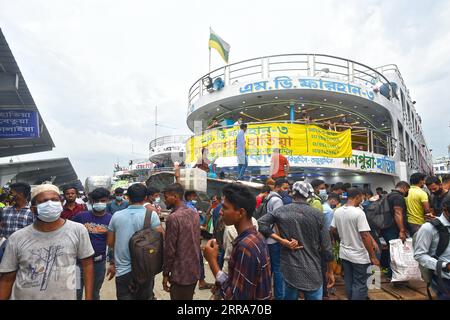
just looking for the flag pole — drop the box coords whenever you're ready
[208,47,211,73]
[208,27,212,73]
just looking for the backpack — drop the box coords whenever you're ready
[254,193,282,220]
[365,195,391,231]
[129,209,163,293]
[414,219,450,299]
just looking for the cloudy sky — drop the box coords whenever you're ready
[1,0,449,181]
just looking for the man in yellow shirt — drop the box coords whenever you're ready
[406,173,433,236]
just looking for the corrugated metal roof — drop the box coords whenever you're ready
[0,28,54,157]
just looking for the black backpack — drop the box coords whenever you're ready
[415,219,450,299]
[129,209,163,294]
[365,195,391,231]
[254,193,282,220]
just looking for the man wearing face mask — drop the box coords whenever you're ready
[310,179,334,299]
[310,179,326,212]
[73,187,113,300]
[0,184,95,300]
[184,191,199,212]
[106,188,129,215]
[414,197,450,300]
[406,173,433,236]
[107,184,162,300]
[426,176,449,217]
[144,186,161,215]
[0,183,34,239]
[380,181,410,279]
[323,193,340,230]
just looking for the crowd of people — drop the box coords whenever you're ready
[0,171,448,300]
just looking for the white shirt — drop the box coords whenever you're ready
[331,205,371,264]
[265,193,284,245]
[222,218,259,274]
[413,214,450,280]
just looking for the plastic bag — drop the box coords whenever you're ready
[389,238,422,282]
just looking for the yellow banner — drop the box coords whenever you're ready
[185,123,352,163]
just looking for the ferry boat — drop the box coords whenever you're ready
[184,53,433,190]
[148,135,190,168]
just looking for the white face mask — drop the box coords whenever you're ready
[191,200,197,205]
[93,202,107,212]
[154,197,161,204]
[37,200,63,222]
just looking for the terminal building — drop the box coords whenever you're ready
[0,28,80,188]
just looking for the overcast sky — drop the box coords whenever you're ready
[1,0,449,181]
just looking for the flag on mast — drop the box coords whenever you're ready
[208,28,230,64]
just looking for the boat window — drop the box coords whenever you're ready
[400,90,406,114]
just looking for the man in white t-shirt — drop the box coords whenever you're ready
[331,187,380,300]
[0,184,95,300]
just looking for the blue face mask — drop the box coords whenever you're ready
[319,189,328,201]
[37,200,63,223]
[154,197,161,204]
[116,196,123,201]
[93,202,107,212]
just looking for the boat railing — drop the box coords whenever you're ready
[373,64,412,101]
[149,135,191,149]
[188,53,392,111]
[150,166,176,173]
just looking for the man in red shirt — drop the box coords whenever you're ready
[61,185,86,220]
[270,148,290,179]
[256,186,272,209]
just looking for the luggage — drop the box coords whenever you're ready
[179,168,207,193]
[390,238,422,282]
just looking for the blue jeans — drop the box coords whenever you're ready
[237,155,248,180]
[77,261,106,300]
[284,281,323,300]
[341,259,370,300]
[268,243,285,300]
[380,225,400,278]
[432,276,450,300]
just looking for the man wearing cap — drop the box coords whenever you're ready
[0,184,95,300]
[258,181,335,300]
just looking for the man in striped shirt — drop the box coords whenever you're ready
[0,183,33,239]
[203,183,272,300]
